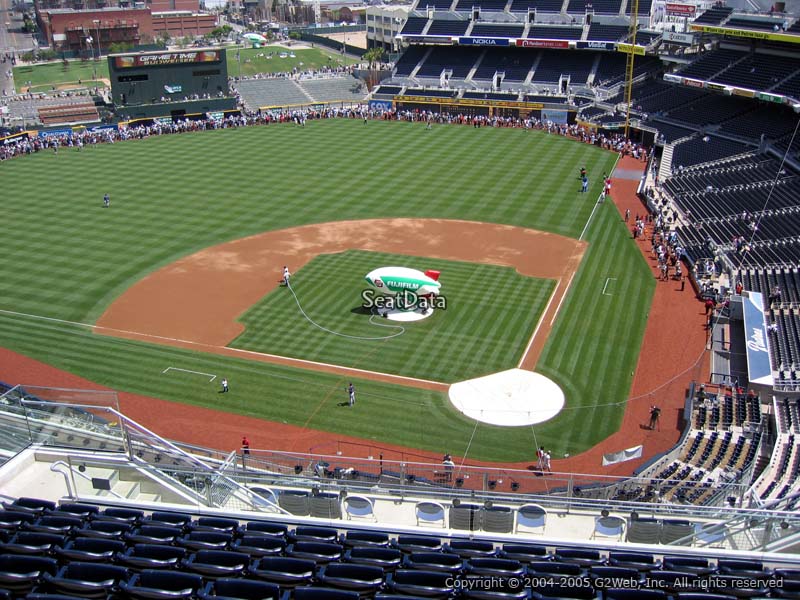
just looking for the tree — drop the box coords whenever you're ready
[363,47,384,91]
[289,31,301,40]
[209,24,233,42]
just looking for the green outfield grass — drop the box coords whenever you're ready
[0,119,652,461]
[232,250,555,383]
[13,60,110,92]
[228,46,357,78]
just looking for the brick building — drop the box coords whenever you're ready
[38,7,153,52]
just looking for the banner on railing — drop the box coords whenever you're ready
[602,444,643,466]
[742,291,773,386]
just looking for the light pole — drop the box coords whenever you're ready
[92,19,100,84]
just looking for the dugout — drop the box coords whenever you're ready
[108,48,237,120]
[393,94,578,122]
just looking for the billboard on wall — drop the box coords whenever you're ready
[114,50,221,69]
[516,38,570,48]
[662,31,694,45]
[665,2,695,15]
[576,41,616,50]
[459,37,510,46]
[742,291,773,386]
[689,24,800,44]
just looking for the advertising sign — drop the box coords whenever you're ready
[114,50,221,69]
[459,37,510,46]
[515,38,570,48]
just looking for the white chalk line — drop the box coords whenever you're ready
[162,367,217,382]
[517,279,560,369]
[602,277,617,296]
[551,269,578,327]
[0,308,446,388]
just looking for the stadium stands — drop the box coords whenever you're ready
[235,76,366,110]
[469,23,525,37]
[400,16,428,35]
[692,5,733,25]
[586,23,629,41]
[508,0,565,12]
[472,48,537,82]
[425,19,470,36]
[711,52,800,91]
[676,48,749,81]
[531,50,594,83]
[566,0,622,13]
[455,0,509,10]
[525,25,583,39]
[671,136,754,170]
[417,46,483,79]
[393,45,429,77]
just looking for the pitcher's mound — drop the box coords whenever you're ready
[448,369,565,426]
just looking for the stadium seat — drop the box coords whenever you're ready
[344,546,403,570]
[24,514,83,535]
[250,556,316,586]
[76,519,133,538]
[293,587,361,600]
[231,535,284,557]
[1,498,56,515]
[291,526,339,543]
[516,504,547,534]
[54,537,125,562]
[317,562,385,594]
[189,517,240,534]
[286,541,343,563]
[387,569,456,597]
[120,569,203,600]
[660,520,695,545]
[143,511,192,529]
[499,543,550,563]
[663,556,715,575]
[592,516,626,541]
[198,577,280,600]
[606,589,669,600]
[56,503,100,518]
[176,531,232,551]
[124,525,182,546]
[403,551,463,573]
[466,557,525,578]
[554,547,605,566]
[608,551,661,571]
[0,531,65,555]
[95,507,144,524]
[483,505,514,533]
[0,553,58,594]
[180,549,249,578]
[415,501,446,527]
[115,544,187,570]
[42,561,129,599]
[0,510,37,531]
[528,560,582,576]
[340,530,389,548]
[625,518,661,544]
[278,490,311,516]
[309,493,342,519]
[394,535,443,553]
[445,540,496,558]
[343,495,376,521]
[241,521,287,538]
[449,503,484,531]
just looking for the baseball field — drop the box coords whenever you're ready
[0,119,654,462]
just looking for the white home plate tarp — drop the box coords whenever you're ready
[601,445,643,466]
[448,369,565,427]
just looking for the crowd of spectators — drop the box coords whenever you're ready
[1,105,650,164]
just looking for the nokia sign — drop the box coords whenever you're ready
[458,37,510,46]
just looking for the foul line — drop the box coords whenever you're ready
[579,153,621,241]
[0,308,446,389]
[517,278,560,368]
[162,367,217,382]
[602,277,617,296]
[551,269,577,326]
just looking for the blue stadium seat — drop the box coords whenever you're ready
[56,503,100,518]
[716,559,770,577]
[250,556,316,586]
[199,578,280,600]
[606,589,668,600]
[180,549,249,578]
[293,587,360,600]
[499,543,551,562]
[24,514,83,535]
[278,490,311,516]
[231,534,284,557]
[387,569,456,597]
[286,541,343,563]
[344,546,403,570]
[317,562,385,594]
[115,544,187,571]
[120,569,203,600]
[0,553,58,594]
[176,531,232,551]
[124,525,182,546]
[607,551,661,571]
[662,556,715,575]
[54,537,125,562]
[462,577,529,599]
[189,517,240,534]
[466,557,525,578]
[588,565,640,586]
[394,535,442,553]
[1,531,66,555]
[340,530,390,548]
[403,551,463,573]
[530,581,598,598]
[241,521,287,538]
[76,518,133,538]
[444,540,496,558]
[0,511,38,532]
[143,511,192,529]
[1,498,56,515]
[528,560,582,576]
[42,561,129,599]
[291,526,339,543]
[95,507,143,524]
[553,548,605,566]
